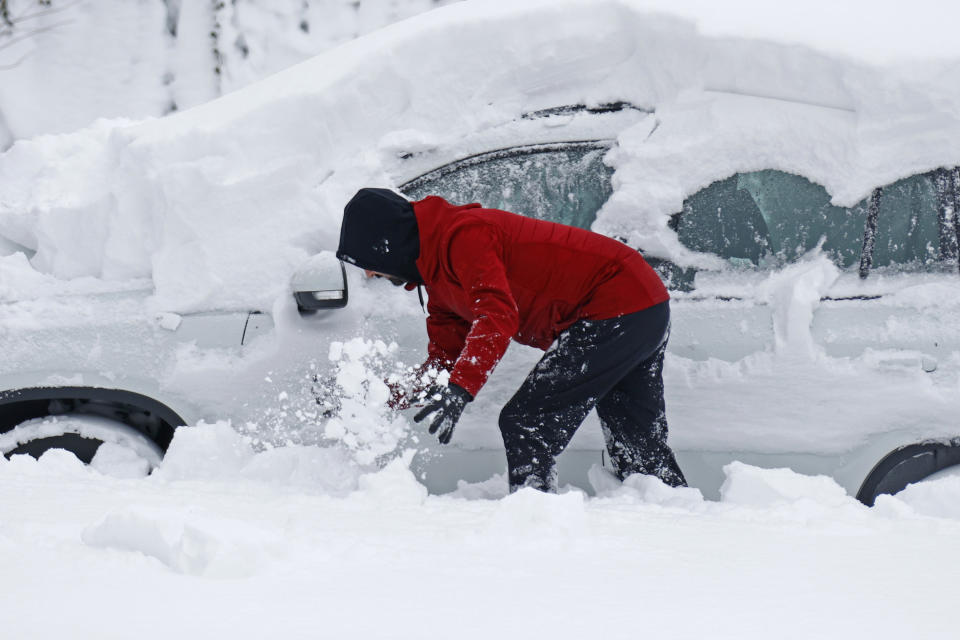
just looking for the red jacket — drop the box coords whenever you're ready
[413,196,669,398]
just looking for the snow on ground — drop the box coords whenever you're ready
[3,425,960,639]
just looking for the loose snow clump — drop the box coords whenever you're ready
[322,337,413,466]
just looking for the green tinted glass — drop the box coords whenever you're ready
[871,174,941,268]
[677,175,770,266]
[403,146,613,230]
[676,170,867,268]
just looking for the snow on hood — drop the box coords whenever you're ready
[1,0,960,311]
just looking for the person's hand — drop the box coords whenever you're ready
[413,383,472,444]
[385,361,448,411]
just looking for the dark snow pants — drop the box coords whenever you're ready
[498,301,686,492]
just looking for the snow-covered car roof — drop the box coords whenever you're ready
[2,0,960,313]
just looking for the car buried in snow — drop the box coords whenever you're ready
[1,2,959,502]
[388,102,960,503]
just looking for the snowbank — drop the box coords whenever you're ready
[4,433,960,638]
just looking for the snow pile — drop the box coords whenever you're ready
[356,452,429,505]
[880,467,960,520]
[155,420,361,496]
[81,506,280,578]
[484,485,588,539]
[756,250,840,357]
[6,438,960,638]
[2,445,90,478]
[589,465,706,508]
[720,461,851,508]
[0,415,162,478]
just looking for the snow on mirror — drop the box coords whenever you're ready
[291,251,348,313]
[402,143,614,230]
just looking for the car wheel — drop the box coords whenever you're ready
[0,414,164,478]
[856,439,960,506]
[911,463,960,484]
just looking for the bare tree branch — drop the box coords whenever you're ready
[0,0,83,37]
[0,48,28,69]
[0,1,82,70]
[0,20,71,55]
[8,0,83,27]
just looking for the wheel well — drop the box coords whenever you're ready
[856,438,960,506]
[0,387,186,452]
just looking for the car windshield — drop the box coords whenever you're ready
[402,143,613,230]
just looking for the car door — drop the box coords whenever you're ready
[663,169,870,361]
[811,168,960,368]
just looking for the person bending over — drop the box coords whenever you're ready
[336,188,685,492]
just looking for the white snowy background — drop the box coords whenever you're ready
[3,1,960,638]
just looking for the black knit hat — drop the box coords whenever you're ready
[336,188,423,285]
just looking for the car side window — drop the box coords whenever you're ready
[401,143,613,230]
[675,170,867,269]
[870,171,959,271]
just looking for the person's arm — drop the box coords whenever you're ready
[387,297,469,411]
[445,224,519,398]
[412,224,517,443]
[425,301,470,372]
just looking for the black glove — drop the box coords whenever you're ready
[413,383,473,445]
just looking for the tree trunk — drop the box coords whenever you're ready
[0,107,13,151]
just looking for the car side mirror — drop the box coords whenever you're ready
[291,251,348,313]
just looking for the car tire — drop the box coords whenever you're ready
[856,439,960,506]
[0,414,164,477]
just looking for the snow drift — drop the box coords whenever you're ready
[5,428,960,638]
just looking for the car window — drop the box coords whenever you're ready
[867,169,960,273]
[870,174,942,269]
[401,143,613,230]
[675,170,867,269]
